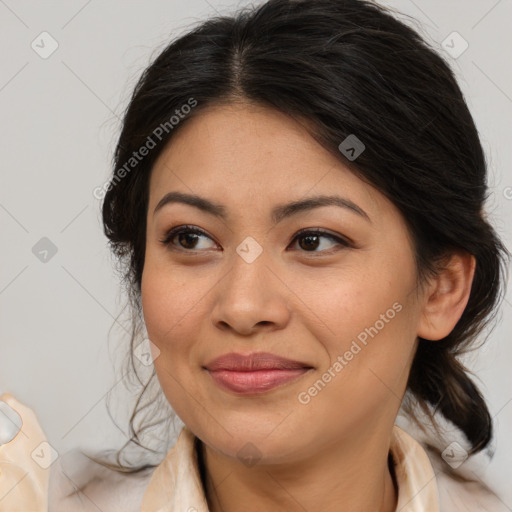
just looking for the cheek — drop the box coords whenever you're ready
[140,253,224,354]
[307,256,419,403]
[140,262,204,403]
[141,259,201,346]
[297,301,418,441]
[308,259,411,346]
[141,263,207,421]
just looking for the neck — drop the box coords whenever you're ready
[198,425,399,512]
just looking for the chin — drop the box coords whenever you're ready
[191,417,316,467]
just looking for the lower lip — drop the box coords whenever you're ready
[207,368,310,394]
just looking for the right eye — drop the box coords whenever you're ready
[159,225,218,252]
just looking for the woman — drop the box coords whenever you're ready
[1,0,509,510]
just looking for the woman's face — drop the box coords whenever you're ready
[141,102,426,463]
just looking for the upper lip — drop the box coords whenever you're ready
[204,352,312,371]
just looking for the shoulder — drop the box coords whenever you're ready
[394,412,509,512]
[48,448,155,512]
[435,470,510,512]
[422,443,510,512]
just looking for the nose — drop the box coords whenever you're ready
[210,249,291,336]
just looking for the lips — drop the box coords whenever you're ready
[204,352,313,394]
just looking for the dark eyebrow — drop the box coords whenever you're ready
[271,195,371,224]
[153,191,371,223]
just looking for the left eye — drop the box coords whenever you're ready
[290,229,351,253]
[159,226,351,253]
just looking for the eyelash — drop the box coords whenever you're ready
[158,225,352,254]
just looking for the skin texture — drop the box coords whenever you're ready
[141,102,475,512]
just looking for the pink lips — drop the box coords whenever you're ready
[204,352,312,394]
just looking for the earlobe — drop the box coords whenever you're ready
[417,252,476,341]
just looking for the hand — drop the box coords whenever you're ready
[0,393,51,511]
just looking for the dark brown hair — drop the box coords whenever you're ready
[86,0,508,478]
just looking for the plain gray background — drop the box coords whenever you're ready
[1,0,511,505]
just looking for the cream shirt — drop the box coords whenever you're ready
[138,425,509,512]
[0,393,508,511]
[140,425,436,511]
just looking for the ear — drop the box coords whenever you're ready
[417,251,476,341]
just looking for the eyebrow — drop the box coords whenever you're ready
[153,191,371,224]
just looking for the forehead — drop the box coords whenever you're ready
[148,103,387,220]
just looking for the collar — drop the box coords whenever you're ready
[141,425,440,512]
